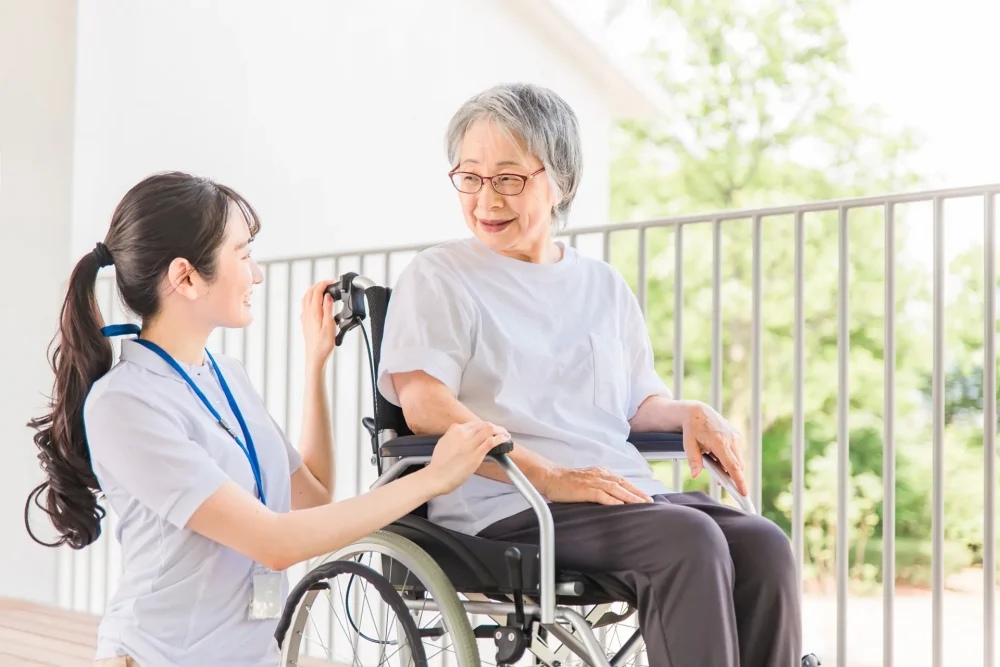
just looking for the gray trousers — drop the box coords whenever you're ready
[478,491,801,667]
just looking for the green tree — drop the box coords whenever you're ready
[600,0,993,588]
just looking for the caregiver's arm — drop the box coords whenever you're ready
[393,370,651,505]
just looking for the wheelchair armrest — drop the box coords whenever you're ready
[379,434,440,458]
[627,431,684,455]
[384,431,684,459]
[379,433,513,459]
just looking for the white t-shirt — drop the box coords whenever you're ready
[83,339,302,667]
[377,236,671,536]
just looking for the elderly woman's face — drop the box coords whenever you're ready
[454,119,557,261]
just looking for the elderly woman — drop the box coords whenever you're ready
[377,83,801,666]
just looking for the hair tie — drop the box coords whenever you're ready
[93,242,114,268]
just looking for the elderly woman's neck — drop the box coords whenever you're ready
[501,240,564,265]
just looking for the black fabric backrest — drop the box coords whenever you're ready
[363,286,413,437]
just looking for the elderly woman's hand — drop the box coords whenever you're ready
[682,402,748,496]
[539,467,654,505]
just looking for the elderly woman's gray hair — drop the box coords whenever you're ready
[445,83,583,231]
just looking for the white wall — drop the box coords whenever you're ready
[71,0,615,262]
[0,0,78,605]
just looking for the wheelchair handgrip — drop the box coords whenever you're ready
[488,439,514,458]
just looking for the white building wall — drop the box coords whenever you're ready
[70,0,614,262]
[0,0,78,605]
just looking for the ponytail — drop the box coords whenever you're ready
[25,249,113,549]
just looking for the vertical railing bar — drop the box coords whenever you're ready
[984,192,997,667]
[673,224,684,492]
[262,264,271,408]
[883,202,896,667]
[837,205,849,667]
[932,197,944,667]
[602,230,611,264]
[711,219,723,501]
[792,210,805,601]
[637,228,647,315]
[751,215,763,513]
[356,255,367,498]
[570,234,577,249]
[284,261,295,434]
[241,304,250,367]
[84,544,92,613]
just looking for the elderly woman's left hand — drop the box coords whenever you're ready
[682,402,748,497]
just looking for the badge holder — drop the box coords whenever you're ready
[248,565,283,620]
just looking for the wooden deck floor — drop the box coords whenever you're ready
[0,598,335,666]
[0,598,101,666]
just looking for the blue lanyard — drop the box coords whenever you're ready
[134,339,266,506]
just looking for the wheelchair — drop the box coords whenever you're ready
[274,272,821,667]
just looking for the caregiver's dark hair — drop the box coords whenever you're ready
[25,171,261,549]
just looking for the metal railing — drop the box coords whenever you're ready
[61,183,1000,667]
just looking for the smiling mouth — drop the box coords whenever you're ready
[479,218,514,233]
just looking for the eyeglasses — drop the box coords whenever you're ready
[448,167,546,196]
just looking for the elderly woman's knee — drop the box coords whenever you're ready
[650,505,731,566]
[734,515,796,585]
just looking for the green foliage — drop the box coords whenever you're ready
[606,0,998,589]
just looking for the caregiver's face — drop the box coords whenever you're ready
[452,119,556,262]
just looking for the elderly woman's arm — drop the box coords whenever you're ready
[393,370,655,505]
[630,395,749,496]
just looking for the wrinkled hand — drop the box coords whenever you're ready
[682,402,748,496]
[540,466,654,505]
[428,421,511,495]
[300,280,339,369]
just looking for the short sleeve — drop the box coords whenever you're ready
[622,288,671,419]
[84,389,230,529]
[377,256,477,405]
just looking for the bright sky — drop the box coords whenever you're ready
[842,0,1000,189]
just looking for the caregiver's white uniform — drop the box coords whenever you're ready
[84,339,301,667]
[378,236,671,537]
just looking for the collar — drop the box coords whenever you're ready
[119,338,213,380]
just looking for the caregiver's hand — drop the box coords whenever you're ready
[682,401,748,496]
[300,279,339,370]
[427,421,512,495]
[539,466,654,505]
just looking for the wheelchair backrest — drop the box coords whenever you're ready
[362,285,414,439]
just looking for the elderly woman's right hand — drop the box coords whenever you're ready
[427,421,511,496]
[539,466,654,505]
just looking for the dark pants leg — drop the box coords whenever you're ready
[478,491,801,667]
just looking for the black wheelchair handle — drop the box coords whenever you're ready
[324,272,376,346]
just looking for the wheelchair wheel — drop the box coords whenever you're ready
[278,529,480,666]
[276,558,427,666]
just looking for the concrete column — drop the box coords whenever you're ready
[0,0,77,605]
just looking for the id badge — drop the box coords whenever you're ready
[248,565,283,620]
